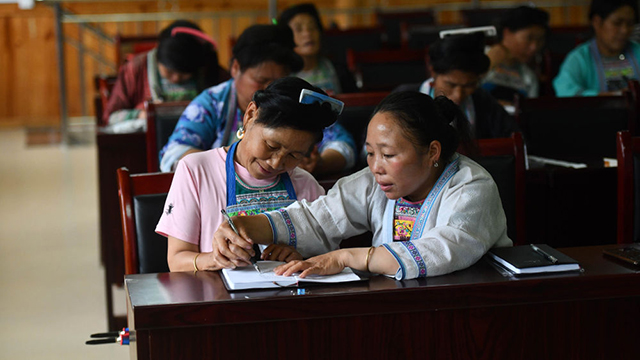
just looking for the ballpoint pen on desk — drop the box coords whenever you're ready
[221,209,262,272]
[530,244,559,264]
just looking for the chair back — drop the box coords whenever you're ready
[515,94,636,159]
[323,26,386,66]
[347,48,428,92]
[94,75,117,126]
[617,131,640,244]
[117,167,174,275]
[145,100,190,172]
[115,34,158,65]
[400,23,463,50]
[475,132,526,245]
[375,9,435,48]
[460,8,509,27]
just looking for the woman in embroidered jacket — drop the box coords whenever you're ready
[553,0,639,97]
[160,23,357,176]
[156,77,340,272]
[104,20,224,126]
[211,91,512,280]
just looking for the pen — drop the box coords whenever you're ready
[530,244,558,264]
[221,209,261,270]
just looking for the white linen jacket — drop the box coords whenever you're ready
[264,154,512,279]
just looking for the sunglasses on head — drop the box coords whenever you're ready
[299,89,344,115]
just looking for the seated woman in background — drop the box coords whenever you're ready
[279,3,358,176]
[156,77,341,272]
[160,23,356,176]
[159,24,302,172]
[211,91,512,279]
[418,32,518,139]
[483,6,549,102]
[104,20,224,127]
[278,2,358,95]
[554,0,639,97]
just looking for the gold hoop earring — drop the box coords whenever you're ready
[236,127,245,139]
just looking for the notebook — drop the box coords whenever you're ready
[603,246,640,266]
[488,244,581,275]
[221,261,362,291]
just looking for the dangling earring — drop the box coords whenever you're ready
[433,161,439,168]
[236,126,245,139]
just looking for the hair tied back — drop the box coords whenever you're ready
[171,27,218,49]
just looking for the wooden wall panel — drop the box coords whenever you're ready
[7,7,59,127]
[0,1,591,128]
[0,4,60,127]
[0,17,10,121]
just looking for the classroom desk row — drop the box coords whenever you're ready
[97,130,619,331]
[125,245,640,360]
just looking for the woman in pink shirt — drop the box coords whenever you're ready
[156,77,342,272]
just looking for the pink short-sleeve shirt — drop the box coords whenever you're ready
[155,148,325,252]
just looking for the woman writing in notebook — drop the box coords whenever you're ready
[156,77,340,272]
[212,91,512,279]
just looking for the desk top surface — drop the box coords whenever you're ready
[126,245,640,329]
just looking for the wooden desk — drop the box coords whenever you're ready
[97,129,146,330]
[126,245,640,359]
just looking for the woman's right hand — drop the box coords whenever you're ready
[212,219,255,268]
[211,214,274,267]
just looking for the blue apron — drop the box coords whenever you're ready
[225,141,297,212]
[225,141,297,258]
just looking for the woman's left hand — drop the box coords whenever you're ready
[274,250,347,278]
[261,244,303,262]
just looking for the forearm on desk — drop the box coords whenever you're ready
[339,246,399,275]
[233,214,275,245]
[167,236,220,272]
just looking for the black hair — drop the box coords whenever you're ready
[232,24,303,73]
[589,0,638,21]
[428,32,490,76]
[252,77,338,144]
[497,6,549,41]
[156,20,221,89]
[157,20,217,74]
[371,91,474,163]
[279,3,324,33]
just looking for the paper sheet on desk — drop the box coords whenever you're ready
[527,155,587,169]
[221,261,361,290]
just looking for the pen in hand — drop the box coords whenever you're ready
[530,244,559,264]
[221,210,261,270]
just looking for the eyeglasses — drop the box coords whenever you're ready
[299,89,344,115]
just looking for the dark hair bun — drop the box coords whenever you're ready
[233,24,303,72]
[157,20,214,74]
[251,77,338,143]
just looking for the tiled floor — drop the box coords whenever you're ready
[0,129,129,359]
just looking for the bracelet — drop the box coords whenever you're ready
[193,253,201,272]
[365,246,375,273]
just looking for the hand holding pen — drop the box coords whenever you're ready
[221,210,261,269]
